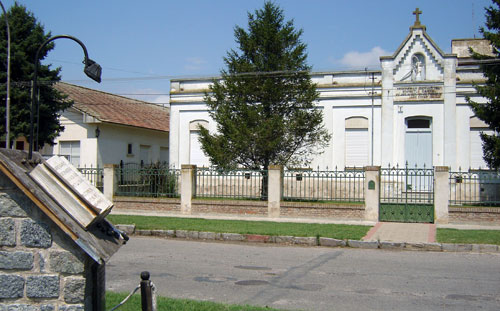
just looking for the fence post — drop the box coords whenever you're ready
[364,166,380,222]
[434,166,449,224]
[140,271,153,311]
[181,165,196,215]
[103,164,117,201]
[268,165,282,218]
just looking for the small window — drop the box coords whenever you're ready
[59,141,80,167]
[127,143,133,155]
[407,119,430,129]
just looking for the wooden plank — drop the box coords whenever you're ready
[0,149,124,262]
[30,164,97,228]
[0,162,78,240]
[45,156,113,215]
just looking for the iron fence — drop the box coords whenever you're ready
[78,166,103,192]
[282,167,365,202]
[449,169,500,207]
[194,167,266,200]
[115,163,181,197]
[380,164,434,204]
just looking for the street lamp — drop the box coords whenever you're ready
[29,35,101,159]
[0,1,11,149]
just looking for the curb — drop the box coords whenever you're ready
[115,224,500,253]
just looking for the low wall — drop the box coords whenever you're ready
[113,196,181,213]
[113,196,365,220]
[281,201,365,219]
[449,207,500,225]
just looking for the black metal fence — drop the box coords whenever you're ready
[449,169,500,207]
[282,167,365,203]
[115,162,181,197]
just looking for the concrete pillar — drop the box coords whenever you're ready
[364,166,380,222]
[103,164,117,201]
[180,165,196,215]
[434,166,449,224]
[267,165,282,218]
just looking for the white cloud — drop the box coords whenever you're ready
[184,57,207,72]
[335,46,389,69]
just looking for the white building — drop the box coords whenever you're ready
[42,82,170,168]
[169,11,492,171]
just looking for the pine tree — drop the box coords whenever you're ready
[469,0,500,169]
[198,1,330,173]
[0,3,70,148]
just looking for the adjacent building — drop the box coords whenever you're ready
[42,82,170,168]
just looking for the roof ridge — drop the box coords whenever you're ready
[56,81,164,108]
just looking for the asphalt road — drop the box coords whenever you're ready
[107,237,500,311]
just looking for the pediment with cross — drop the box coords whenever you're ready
[386,8,447,82]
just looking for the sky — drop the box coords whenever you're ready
[1,0,494,105]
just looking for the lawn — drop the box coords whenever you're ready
[106,291,282,311]
[436,228,500,245]
[106,214,371,240]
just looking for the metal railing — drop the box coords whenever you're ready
[116,163,181,198]
[282,167,365,203]
[380,164,434,204]
[194,167,266,200]
[77,166,103,192]
[449,169,500,207]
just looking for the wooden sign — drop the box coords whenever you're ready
[29,156,113,229]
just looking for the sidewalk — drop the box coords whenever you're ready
[111,208,500,244]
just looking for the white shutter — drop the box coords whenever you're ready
[470,129,491,169]
[345,129,369,168]
[190,131,210,167]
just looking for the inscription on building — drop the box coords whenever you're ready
[395,85,443,101]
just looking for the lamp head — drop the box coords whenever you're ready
[84,58,102,83]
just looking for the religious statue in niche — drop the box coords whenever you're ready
[401,53,426,81]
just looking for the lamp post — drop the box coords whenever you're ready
[0,1,11,149]
[29,35,101,159]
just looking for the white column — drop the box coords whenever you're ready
[364,166,380,221]
[380,57,394,166]
[434,166,449,224]
[180,164,196,215]
[103,164,117,201]
[267,165,282,218]
[443,56,457,170]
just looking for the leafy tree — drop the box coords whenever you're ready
[468,0,500,169]
[198,1,330,175]
[0,3,70,148]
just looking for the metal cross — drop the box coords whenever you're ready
[413,8,422,25]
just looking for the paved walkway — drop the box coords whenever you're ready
[362,222,436,243]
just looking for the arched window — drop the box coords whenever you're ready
[189,120,210,167]
[411,53,426,81]
[345,117,369,168]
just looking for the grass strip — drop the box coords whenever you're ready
[106,291,282,311]
[436,228,500,245]
[106,214,370,240]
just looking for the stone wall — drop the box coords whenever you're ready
[0,173,93,311]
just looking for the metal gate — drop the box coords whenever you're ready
[379,164,434,223]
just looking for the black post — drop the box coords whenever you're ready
[140,271,153,311]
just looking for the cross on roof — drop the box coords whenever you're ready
[413,8,422,26]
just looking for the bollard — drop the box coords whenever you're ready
[140,271,153,311]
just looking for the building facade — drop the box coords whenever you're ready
[169,11,492,171]
[41,83,170,168]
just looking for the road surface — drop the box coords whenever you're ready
[107,237,500,310]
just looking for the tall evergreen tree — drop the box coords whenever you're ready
[0,3,70,148]
[198,1,330,173]
[468,0,500,169]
